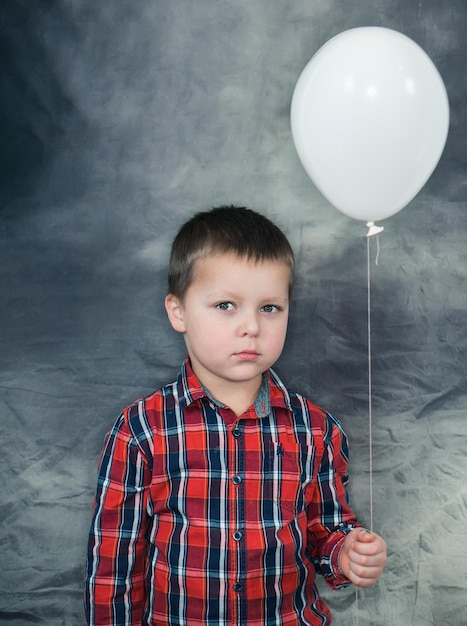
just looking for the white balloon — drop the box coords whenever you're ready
[291,27,450,222]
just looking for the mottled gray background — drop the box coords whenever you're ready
[1,1,466,625]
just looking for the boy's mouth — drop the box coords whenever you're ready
[235,350,260,361]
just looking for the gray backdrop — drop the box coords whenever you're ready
[1,1,466,625]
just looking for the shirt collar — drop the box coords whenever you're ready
[176,357,293,417]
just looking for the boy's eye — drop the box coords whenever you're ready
[216,302,234,311]
[261,304,279,313]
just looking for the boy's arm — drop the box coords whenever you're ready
[84,413,151,625]
[307,411,361,589]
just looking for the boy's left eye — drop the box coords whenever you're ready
[261,304,279,313]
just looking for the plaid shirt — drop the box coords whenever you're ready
[84,359,358,625]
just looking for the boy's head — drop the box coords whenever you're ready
[167,205,295,301]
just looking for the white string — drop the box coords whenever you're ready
[367,233,374,534]
[355,222,383,625]
[365,221,382,534]
[375,234,381,266]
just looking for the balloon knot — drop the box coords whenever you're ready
[366,221,384,237]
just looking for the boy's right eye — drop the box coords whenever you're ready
[216,302,234,311]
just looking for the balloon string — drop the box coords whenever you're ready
[375,234,381,266]
[356,224,381,625]
[355,587,359,626]
[366,232,374,534]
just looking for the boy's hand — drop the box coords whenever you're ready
[338,528,387,587]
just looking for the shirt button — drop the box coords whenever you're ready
[233,531,243,541]
[232,425,241,437]
[232,475,242,485]
[233,582,243,592]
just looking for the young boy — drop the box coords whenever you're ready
[84,205,386,625]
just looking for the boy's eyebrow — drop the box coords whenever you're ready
[205,290,237,299]
[207,290,289,303]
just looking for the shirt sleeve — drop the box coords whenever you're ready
[307,411,361,589]
[84,412,151,625]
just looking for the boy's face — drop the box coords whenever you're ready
[165,253,290,401]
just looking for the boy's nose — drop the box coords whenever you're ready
[239,311,260,336]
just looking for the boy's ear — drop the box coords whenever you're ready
[165,294,186,333]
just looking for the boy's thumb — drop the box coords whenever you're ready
[357,529,374,542]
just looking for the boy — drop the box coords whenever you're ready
[84,205,386,625]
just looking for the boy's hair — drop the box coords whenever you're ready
[168,205,295,300]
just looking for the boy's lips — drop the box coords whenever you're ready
[235,350,260,361]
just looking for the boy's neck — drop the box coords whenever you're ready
[197,372,263,418]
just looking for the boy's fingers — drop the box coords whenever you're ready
[345,530,387,587]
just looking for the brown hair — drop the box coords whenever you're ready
[168,205,295,300]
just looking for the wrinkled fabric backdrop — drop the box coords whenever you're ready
[1,1,466,625]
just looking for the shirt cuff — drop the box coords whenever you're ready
[330,535,352,588]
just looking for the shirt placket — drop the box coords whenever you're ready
[229,419,247,625]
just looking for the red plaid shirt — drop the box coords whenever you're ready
[84,359,359,625]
